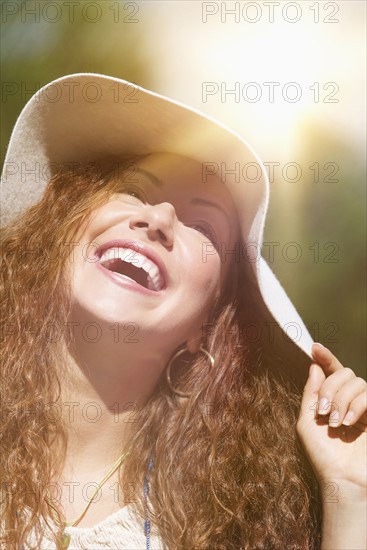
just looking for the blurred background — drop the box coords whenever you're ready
[1,0,365,375]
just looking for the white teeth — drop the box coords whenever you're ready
[120,249,132,261]
[147,265,159,279]
[99,247,164,291]
[133,255,145,269]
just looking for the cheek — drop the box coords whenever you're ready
[184,251,221,296]
[79,200,132,243]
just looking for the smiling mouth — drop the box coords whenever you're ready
[98,247,165,292]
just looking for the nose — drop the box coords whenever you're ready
[129,202,176,247]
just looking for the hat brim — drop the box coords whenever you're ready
[0,72,314,361]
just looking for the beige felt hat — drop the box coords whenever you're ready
[0,73,314,365]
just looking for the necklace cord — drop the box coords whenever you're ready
[20,449,153,550]
[46,449,131,528]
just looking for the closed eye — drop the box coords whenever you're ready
[187,221,219,250]
[117,184,147,203]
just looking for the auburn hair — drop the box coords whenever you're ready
[0,156,322,549]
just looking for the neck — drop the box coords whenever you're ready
[55,330,169,474]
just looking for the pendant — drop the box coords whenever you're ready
[61,531,71,549]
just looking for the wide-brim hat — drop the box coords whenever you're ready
[0,73,314,379]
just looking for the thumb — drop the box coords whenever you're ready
[299,362,326,422]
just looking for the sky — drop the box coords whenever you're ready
[136,1,366,162]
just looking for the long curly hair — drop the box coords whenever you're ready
[0,156,322,549]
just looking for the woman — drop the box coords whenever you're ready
[1,74,366,550]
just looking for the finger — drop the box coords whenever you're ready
[326,377,366,427]
[311,343,345,375]
[341,391,367,427]
[317,367,358,416]
[298,362,326,423]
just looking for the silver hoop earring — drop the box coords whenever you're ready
[165,344,215,398]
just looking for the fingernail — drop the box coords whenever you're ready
[312,343,326,358]
[318,397,329,414]
[312,343,326,355]
[329,410,339,425]
[314,342,325,349]
[342,411,354,426]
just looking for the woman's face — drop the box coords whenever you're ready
[69,152,240,358]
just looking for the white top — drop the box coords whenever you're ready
[23,504,166,549]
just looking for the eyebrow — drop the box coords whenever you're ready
[190,197,231,227]
[139,168,231,227]
[137,167,163,188]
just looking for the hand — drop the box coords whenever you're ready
[296,343,367,496]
